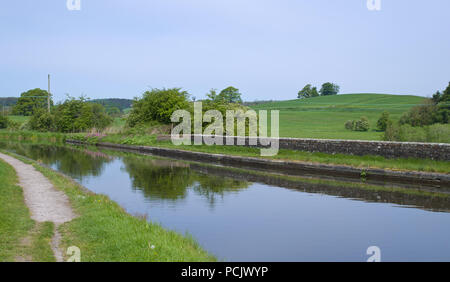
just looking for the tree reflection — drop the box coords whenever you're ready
[121,155,249,203]
[0,142,112,179]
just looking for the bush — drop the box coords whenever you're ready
[376,111,390,131]
[426,123,450,143]
[355,116,370,131]
[127,88,190,127]
[53,98,112,133]
[345,117,369,131]
[384,122,450,143]
[0,115,9,129]
[29,109,55,132]
[399,103,436,127]
[345,120,354,130]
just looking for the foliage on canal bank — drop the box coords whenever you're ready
[0,130,67,143]
[68,133,450,174]
[0,159,55,262]
[2,151,216,262]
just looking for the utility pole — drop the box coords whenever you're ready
[47,74,51,113]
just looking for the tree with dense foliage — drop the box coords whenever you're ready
[319,83,340,96]
[12,88,53,116]
[432,82,450,124]
[29,96,112,132]
[297,84,319,99]
[207,86,243,104]
[376,111,390,131]
[127,88,190,127]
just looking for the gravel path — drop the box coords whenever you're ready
[0,153,76,261]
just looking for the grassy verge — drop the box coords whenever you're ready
[0,130,66,143]
[69,133,450,174]
[0,159,34,261]
[3,151,215,262]
[0,158,55,262]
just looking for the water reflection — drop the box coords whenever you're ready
[121,155,249,203]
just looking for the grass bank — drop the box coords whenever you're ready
[0,158,55,262]
[0,130,66,143]
[1,151,215,262]
[68,133,450,174]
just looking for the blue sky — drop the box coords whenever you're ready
[1,0,449,102]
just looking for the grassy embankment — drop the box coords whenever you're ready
[0,159,55,262]
[0,152,215,262]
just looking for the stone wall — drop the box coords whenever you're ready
[158,135,450,161]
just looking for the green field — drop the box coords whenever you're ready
[250,93,426,140]
[8,115,30,125]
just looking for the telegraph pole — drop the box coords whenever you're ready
[47,74,51,113]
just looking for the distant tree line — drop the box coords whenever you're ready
[297,82,340,99]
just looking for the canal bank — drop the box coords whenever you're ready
[66,140,450,189]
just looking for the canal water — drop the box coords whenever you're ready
[1,141,449,262]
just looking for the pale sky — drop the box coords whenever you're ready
[1,0,449,102]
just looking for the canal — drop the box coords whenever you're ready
[1,141,449,261]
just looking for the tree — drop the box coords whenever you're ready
[127,88,190,127]
[13,88,53,116]
[51,96,112,132]
[218,87,243,104]
[297,84,319,99]
[319,83,340,96]
[376,111,390,131]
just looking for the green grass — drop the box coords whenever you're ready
[0,130,67,143]
[7,115,30,125]
[3,152,215,262]
[0,159,34,261]
[69,133,450,174]
[0,158,54,262]
[250,93,426,140]
[29,221,56,262]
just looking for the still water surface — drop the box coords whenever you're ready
[1,142,449,261]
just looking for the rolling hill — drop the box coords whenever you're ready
[250,93,426,140]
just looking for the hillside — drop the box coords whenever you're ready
[250,93,426,140]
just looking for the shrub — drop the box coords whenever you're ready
[399,102,436,127]
[0,115,9,129]
[384,122,450,143]
[29,109,55,132]
[354,116,370,131]
[376,111,390,131]
[346,117,369,131]
[426,123,450,143]
[345,120,354,130]
[127,88,190,127]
